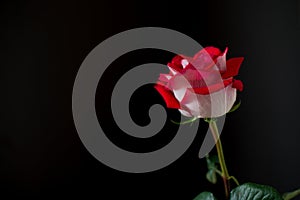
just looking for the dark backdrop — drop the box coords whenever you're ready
[1,0,300,199]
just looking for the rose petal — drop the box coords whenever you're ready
[181,59,189,68]
[192,47,221,70]
[172,55,184,64]
[232,79,244,91]
[194,47,222,60]
[158,73,172,82]
[178,109,193,117]
[168,66,178,75]
[179,69,207,88]
[191,78,233,95]
[222,57,244,79]
[167,55,184,73]
[180,84,237,118]
[167,69,220,101]
[154,84,180,109]
[216,47,228,71]
[168,75,191,102]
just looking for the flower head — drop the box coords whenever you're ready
[155,46,244,118]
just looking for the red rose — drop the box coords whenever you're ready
[155,47,244,118]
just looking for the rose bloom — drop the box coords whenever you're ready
[154,47,244,118]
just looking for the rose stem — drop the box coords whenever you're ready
[209,120,230,199]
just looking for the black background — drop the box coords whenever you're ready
[1,0,300,199]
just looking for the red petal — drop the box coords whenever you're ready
[194,47,222,60]
[222,47,228,56]
[154,84,180,109]
[192,47,224,70]
[205,46,222,58]
[172,55,184,64]
[167,55,184,72]
[222,57,244,79]
[190,78,233,95]
[158,73,172,83]
[232,79,244,91]
[216,47,228,71]
[167,62,182,72]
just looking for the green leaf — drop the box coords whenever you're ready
[206,170,217,184]
[193,192,217,200]
[230,183,283,200]
[206,155,219,167]
[205,155,219,184]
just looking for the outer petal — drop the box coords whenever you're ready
[172,68,222,89]
[216,47,228,71]
[167,55,184,74]
[167,69,220,102]
[158,73,172,82]
[167,69,225,102]
[194,47,222,60]
[180,84,237,118]
[232,79,244,91]
[168,66,178,75]
[191,78,233,95]
[178,108,193,117]
[222,57,244,79]
[168,55,193,74]
[192,47,222,70]
[168,74,191,102]
[154,84,180,109]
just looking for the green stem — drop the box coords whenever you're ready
[283,188,300,200]
[209,120,231,199]
[229,176,240,186]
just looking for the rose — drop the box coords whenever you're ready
[154,47,244,118]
